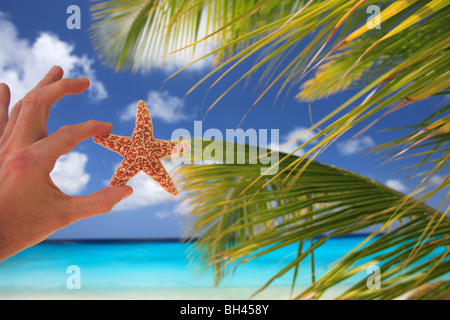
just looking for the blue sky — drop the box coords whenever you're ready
[0,0,447,239]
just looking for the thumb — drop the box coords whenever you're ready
[71,186,133,220]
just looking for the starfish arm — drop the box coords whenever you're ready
[132,100,154,141]
[94,133,132,157]
[142,158,178,196]
[154,139,191,158]
[109,157,141,187]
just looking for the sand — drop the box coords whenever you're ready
[0,286,346,300]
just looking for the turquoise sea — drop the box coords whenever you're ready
[0,236,445,299]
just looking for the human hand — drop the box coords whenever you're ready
[0,66,133,260]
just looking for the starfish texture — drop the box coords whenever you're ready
[94,100,190,196]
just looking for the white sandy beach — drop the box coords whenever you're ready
[0,286,347,300]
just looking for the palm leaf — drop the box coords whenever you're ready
[89,0,449,196]
[406,280,450,300]
[175,140,450,299]
[89,0,450,299]
[90,0,307,71]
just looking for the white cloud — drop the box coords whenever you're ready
[172,193,194,215]
[270,127,317,156]
[385,179,408,193]
[429,175,443,183]
[120,90,192,123]
[120,101,140,122]
[337,136,375,155]
[0,12,107,108]
[154,211,172,220]
[152,196,193,219]
[50,152,90,195]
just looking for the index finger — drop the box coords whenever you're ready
[32,120,113,172]
[0,83,11,137]
[13,77,90,147]
[0,66,64,145]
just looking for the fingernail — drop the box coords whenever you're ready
[48,65,61,74]
[120,186,133,200]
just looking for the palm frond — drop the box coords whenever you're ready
[406,280,450,300]
[175,140,450,299]
[90,0,307,71]
[89,0,450,299]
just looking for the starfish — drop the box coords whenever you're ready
[93,100,190,196]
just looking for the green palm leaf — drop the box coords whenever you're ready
[90,0,449,204]
[174,140,449,299]
[89,0,450,299]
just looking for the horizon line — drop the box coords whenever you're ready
[43,233,378,243]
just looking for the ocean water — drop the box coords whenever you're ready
[0,236,446,299]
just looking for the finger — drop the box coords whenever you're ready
[31,77,90,114]
[8,66,64,126]
[70,186,133,221]
[0,83,11,137]
[33,120,113,170]
[0,66,64,145]
[14,77,90,145]
[34,65,64,89]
